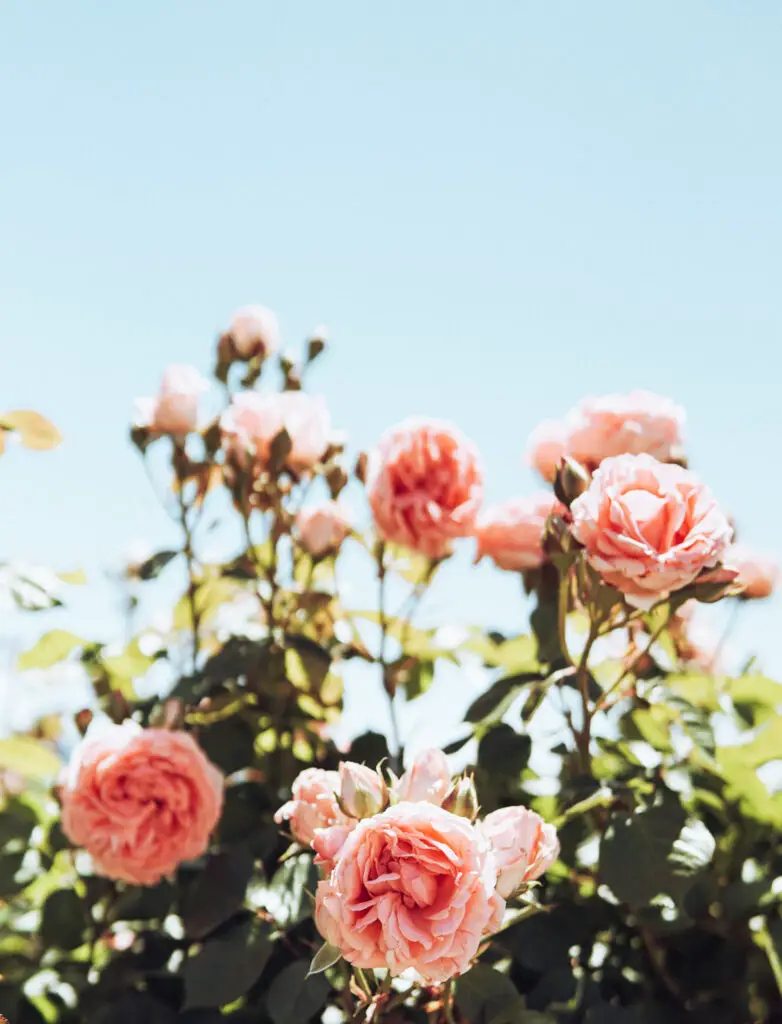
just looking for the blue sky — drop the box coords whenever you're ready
[2,2,781,738]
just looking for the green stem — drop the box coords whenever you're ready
[758,918,782,998]
[177,489,201,673]
[354,966,374,1002]
[595,614,671,713]
[574,620,600,773]
[557,569,573,665]
[443,979,457,1024]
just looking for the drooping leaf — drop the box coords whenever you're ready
[465,672,543,725]
[306,942,342,976]
[266,960,329,1024]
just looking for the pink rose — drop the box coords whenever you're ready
[571,454,733,609]
[526,419,567,482]
[393,748,451,806]
[274,767,350,846]
[478,806,560,899]
[312,824,354,875]
[220,391,331,473]
[475,494,565,572]
[368,417,483,559]
[314,802,505,982]
[228,305,280,360]
[60,722,223,886]
[725,544,778,600]
[295,501,351,557]
[133,365,208,437]
[565,391,685,470]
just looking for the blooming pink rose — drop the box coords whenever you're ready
[133,365,208,437]
[478,807,560,899]
[60,722,223,886]
[726,544,779,600]
[393,748,451,805]
[526,419,567,482]
[274,767,350,846]
[475,494,565,572]
[221,391,331,473]
[368,418,483,559]
[571,454,733,609]
[295,501,351,557]
[565,391,685,470]
[314,802,505,982]
[228,305,280,360]
[312,824,355,875]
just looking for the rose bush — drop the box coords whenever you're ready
[1,310,781,1024]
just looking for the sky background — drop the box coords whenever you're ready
[1,2,781,747]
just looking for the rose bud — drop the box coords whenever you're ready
[227,305,280,361]
[338,762,388,819]
[441,776,480,821]
[553,456,591,507]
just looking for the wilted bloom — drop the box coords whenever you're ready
[527,391,685,480]
[314,803,504,982]
[526,419,567,482]
[479,806,560,898]
[221,391,331,473]
[338,762,388,818]
[726,544,779,600]
[296,501,351,557]
[475,494,564,572]
[227,305,280,360]
[60,722,223,886]
[571,454,733,609]
[393,748,451,805]
[368,418,483,559]
[274,767,350,846]
[133,365,208,438]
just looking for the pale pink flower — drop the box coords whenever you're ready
[60,722,223,886]
[571,454,733,609]
[274,767,350,846]
[338,762,387,819]
[220,391,331,472]
[228,305,280,360]
[526,419,567,482]
[393,748,451,806]
[314,802,505,982]
[478,806,560,899]
[475,493,565,572]
[296,501,351,557]
[726,544,779,600]
[368,418,483,559]
[133,365,208,437]
[312,824,354,875]
[565,391,685,470]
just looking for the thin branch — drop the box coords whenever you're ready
[177,488,201,674]
[377,543,403,770]
[595,613,672,713]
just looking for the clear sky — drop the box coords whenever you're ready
[2,2,781,740]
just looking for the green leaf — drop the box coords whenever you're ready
[0,736,62,781]
[138,549,179,580]
[0,850,26,898]
[108,880,175,922]
[730,673,782,725]
[182,917,272,1009]
[285,633,331,692]
[465,672,543,725]
[0,409,61,450]
[401,658,434,700]
[455,965,519,1024]
[266,960,329,1024]
[385,543,436,585]
[18,629,86,671]
[466,633,540,673]
[264,853,320,928]
[715,746,782,826]
[307,942,342,976]
[600,796,714,907]
[41,889,88,950]
[181,846,255,938]
[478,724,532,777]
[0,798,39,848]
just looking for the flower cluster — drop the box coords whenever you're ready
[275,749,559,983]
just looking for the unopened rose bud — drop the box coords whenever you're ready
[228,305,280,361]
[542,513,576,559]
[338,761,388,819]
[442,776,479,821]
[553,456,591,507]
[307,327,328,364]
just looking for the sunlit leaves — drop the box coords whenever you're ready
[0,737,62,781]
[0,410,61,451]
[18,629,86,671]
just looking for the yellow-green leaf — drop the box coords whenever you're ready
[18,630,86,671]
[0,410,62,450]
[0,737,63,780]
[57,568,87,585]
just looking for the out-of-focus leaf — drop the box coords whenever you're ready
[465,633,539,673]
[263,853,319,928]
[455,964,519,1024]
[465,672,543,725]
[138,549,179,581]
[181,846,255,938]
[266,960,329,1024]
[41,889,88,950]
[18,629,86,671]
[285,633,331,692]
[0,737,62,781]
[478,724,532,777]
[0,410,61,450]
[385,544,436,586]
[57,568,87,585]
[716,746,782,827]
[182,917,272,1009]
[729,674,782,726]
[0,850,26,898]
[108,881,175,922]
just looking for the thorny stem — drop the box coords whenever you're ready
[758,918,782,999]
[377,544,403,771]
[595,613,672,713]
[177,488,201,674]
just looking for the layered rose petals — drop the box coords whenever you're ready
[368,418,483,559]
[314,802,504,982]
[274,767,351,846]
[60,722,223,886]
[475,493,564,572]
[220,391,331,473]
[479,806,560,899]
[571,454,732,608]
